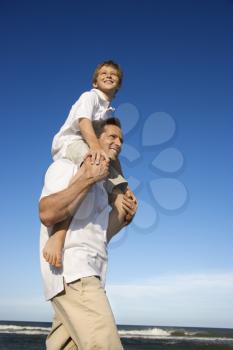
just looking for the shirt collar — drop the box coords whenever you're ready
[91,88,110,102]
[91,88,115,112]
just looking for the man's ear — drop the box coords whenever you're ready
[93,82,97,88]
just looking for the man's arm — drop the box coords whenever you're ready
[107,193,138,242]
[39,157,109,227]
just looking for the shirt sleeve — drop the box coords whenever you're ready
[40,159,77,198]
[71,91,97,131]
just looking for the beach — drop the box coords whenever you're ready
[1,321,233,350]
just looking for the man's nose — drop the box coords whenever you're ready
[114,138,122,147]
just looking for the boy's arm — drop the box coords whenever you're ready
[39,157,109,227]
[79,118,100,149]
[107,193,138,242]
[79,118,108,164]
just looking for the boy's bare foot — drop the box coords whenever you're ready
[43,235,64,268]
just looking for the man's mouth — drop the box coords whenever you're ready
[109,147,119,154]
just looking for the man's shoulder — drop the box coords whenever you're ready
[46,158,76,172]
[41,159,77,198]
[44,159,77,184]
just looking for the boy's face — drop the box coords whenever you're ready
[93,65,120,98]
[99,124,123,160]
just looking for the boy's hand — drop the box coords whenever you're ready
[83,155,109,183]
[89,146,109,165]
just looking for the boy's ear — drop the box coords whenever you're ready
[93,82,97,88]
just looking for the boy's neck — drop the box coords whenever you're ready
[95,88,113,102]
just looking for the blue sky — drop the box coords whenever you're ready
[1,0,233,328]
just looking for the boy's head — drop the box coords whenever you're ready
[92,60,123,99]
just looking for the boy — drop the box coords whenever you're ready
[43,60,132,268]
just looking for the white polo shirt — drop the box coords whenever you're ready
[52,88,115,160]
[40,159,109,301]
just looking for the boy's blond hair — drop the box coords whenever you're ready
[92,60,123,92]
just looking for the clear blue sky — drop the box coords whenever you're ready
[1,0,233,328]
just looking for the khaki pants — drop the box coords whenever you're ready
[46,276,123,350]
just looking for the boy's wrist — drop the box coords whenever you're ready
[89,141,101,150]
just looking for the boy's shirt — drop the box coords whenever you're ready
[52,88,115,161]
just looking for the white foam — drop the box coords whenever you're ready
[1,324,233,343]
[118,327,233,343]
[0,325,50,335]
[119,327,171,338]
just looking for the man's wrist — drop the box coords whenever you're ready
[77,166,96,186]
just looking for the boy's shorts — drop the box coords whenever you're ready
[66,140,128,194]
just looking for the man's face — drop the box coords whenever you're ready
[93,65,120,97]
[98,124,123,160]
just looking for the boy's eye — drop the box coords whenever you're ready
[100,71,117,77]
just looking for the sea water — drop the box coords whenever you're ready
[0,321,233,350]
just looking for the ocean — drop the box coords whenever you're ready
[0,321,233,350]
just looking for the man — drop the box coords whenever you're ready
[39,118,138,350]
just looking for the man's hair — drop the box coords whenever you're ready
[92,117,122,138]
[92,60,123,91]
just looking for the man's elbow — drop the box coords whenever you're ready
[39,211,54,227]
[39,200,55,227]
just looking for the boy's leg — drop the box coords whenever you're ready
[105,163,128,194]
[50,276,123,350]
[65,140,89,166]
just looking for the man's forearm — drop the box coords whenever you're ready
[107,207,126,243]
[39,169,94,227]
[107,192,138,242]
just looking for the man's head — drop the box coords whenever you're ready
[93,118,123,160]
[92,60,123,99]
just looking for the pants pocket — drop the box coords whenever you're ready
[68,279,83,294]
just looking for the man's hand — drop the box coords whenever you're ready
[107,192,138,242]
[122,193,138,224]
[112,191,138,225]
[124,188,138,223]
[83,154,110,183]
